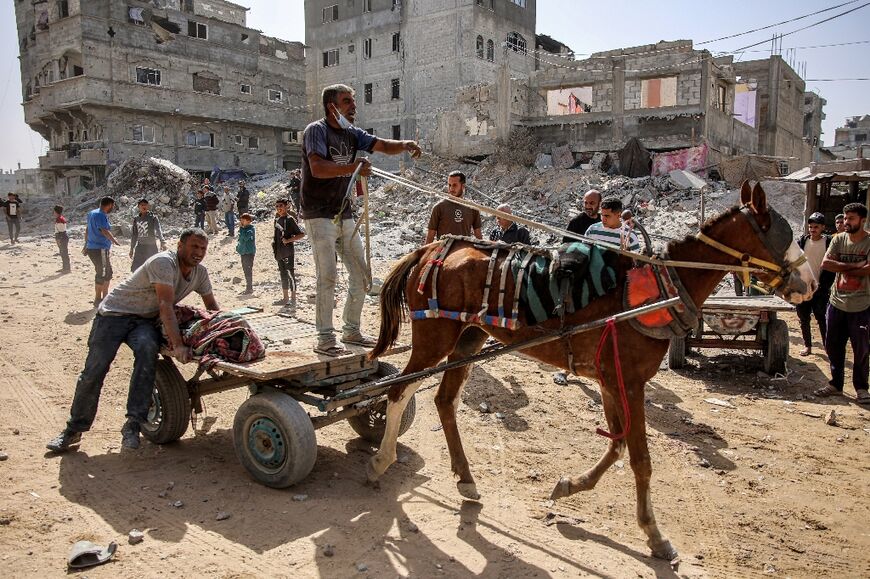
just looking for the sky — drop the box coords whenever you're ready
[1,0,867,171]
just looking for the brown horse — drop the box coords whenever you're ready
[366,182,816,560]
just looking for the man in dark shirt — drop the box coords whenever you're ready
[236,180,250,214]
[563,189,602,242]
[425,171,482,244]
[302,83,421,355]
[3,192,23,244]
[489,204,531,244]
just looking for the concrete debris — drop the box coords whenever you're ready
[215,511,231,521]
[128,529,145,545]
[551,145,574,169]
[668,169,709,190]
[534,154,553,171]
[825,409,838,426]
[704,398,736,409]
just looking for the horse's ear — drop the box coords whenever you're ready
[750,182,768,214]
[740,181,752,206]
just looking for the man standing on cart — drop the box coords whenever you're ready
[46,228,219,452]
[301,83,421,356]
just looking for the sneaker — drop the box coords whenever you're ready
[46,429,82,452]
[121,421,141,450]
[341,333,377,347]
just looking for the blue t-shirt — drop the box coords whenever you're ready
[300,119,378,220]
[86,208,112,250]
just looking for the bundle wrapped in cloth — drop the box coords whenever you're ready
[170,305,265,368]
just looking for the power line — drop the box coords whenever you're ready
[726,39,870,53]
[696,0,862,45]
[804,78,870,81]
[731,2,870,52]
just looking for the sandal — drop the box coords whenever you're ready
[856,389,870,405]
[314,344,351,357]
[813,384,841,398]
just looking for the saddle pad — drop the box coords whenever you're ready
[626,265,674,328]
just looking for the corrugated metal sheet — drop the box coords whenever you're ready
[781,169,870,182]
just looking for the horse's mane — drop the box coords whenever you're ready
[665,205,742,255]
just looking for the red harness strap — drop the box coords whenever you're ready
[594,318,631,441]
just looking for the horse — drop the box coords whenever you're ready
[366,182,816,560]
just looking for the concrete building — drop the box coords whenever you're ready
[517,41,758,163]
[14,0,307,196]
[0,170,17,194]
[732,56,813,167]
[14,168,50,200]
[304,0,563,162]
[803,91,826,151]
[834,115,870,148]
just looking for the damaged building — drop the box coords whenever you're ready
[304,0,571,164]
[830,115,870,159]
[14,0,307,195]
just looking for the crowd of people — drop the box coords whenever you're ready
[29,82,868,454]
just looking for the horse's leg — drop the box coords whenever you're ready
[624,390,678,560]
[434,326,489,500]
[550,386,625,499]
[367,322,462,483]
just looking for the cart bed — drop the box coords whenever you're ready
[702,295,793,314]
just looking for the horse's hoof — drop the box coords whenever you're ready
[650,539,678,561]
[457,482,480,500]
[549,477,571,500]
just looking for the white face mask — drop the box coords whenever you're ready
[331,105,352,129]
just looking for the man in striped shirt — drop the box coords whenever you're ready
[584,197,640,252]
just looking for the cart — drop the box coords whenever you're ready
[140,311,414,488]
[667,295,793,374]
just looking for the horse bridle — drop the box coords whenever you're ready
[695,206,807,294]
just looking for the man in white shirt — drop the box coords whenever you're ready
[796,212,833,356]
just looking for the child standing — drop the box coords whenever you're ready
[273,198,304,305]
[193,189,206,230]
[54,205,71,273]
[236,213,256,294]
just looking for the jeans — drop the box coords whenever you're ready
[824,304,870,392]
[796,291,828,348]
[56,232,70,270]
[66,314,161,432]
[224,211,236,236]
[306,217,368,344]
[276,246,296,292]
[6,216,20,242]
[240,253,254,290]
[195,212,205,229]
[205,211,218,234]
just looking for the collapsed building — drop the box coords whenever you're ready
[14,0,307,196]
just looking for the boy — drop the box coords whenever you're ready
[193,189,206,230]
[236,213,256,294]
[3,191,22,244]
[273,198,304,305]
[584,197,641,252]
[54,205,71,273]
[129,199,166,272]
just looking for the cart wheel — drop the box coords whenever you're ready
[668,336,687,369]
[348,362,417,443]
[142,358,191,444]
[233,390,317,488]
[763,319,789,375]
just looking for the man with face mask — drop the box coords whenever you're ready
[302,84,422,356]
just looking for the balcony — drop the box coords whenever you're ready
[42,144,108,169]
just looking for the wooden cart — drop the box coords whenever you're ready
[140,312,413,488]
[667,295,793,374]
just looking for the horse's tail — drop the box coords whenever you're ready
[369,246,428,360]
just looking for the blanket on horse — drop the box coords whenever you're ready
[512,242,617,325]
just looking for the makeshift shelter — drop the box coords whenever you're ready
[618,137,651,178]
[719,155,781,187]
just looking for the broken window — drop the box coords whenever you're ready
[193,73,220,95]
[391,78,400,100]
[282,130,300,143]
[322,49,339,67]
[363,0,372,12]
[547,86,593,115]
[234,135,243,146]
[322,4,338,23]
[487,39,494,61]
[128,6,146,25]
[392,32,400,53]
[506,32,526,54]
[857,134,868,142]
[392,124,401,140]
[248,136,259,149]
[135,67,161,86]
[640,77,677,108]
[363,38,372,59]
[132,125,155,143]
[364,83,372,104]
[716,84,727,112]
[57,0,69,18]
[240,83,252,94]
[476,35,484,59]
[268,89,283,102]
[188,20,207,39]
[186,130,214,147]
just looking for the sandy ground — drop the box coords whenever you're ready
[0,221,868,579]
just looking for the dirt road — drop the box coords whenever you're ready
[0,225,868,578]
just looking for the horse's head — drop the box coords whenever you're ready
[699,181,816,304]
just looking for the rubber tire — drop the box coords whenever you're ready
[347,362,417,443]
[668,336,687,369]
[763,319,789,375]
[233,390,317,488]
[141,358,191,444]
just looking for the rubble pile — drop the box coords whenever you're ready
[104,156,193,211]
